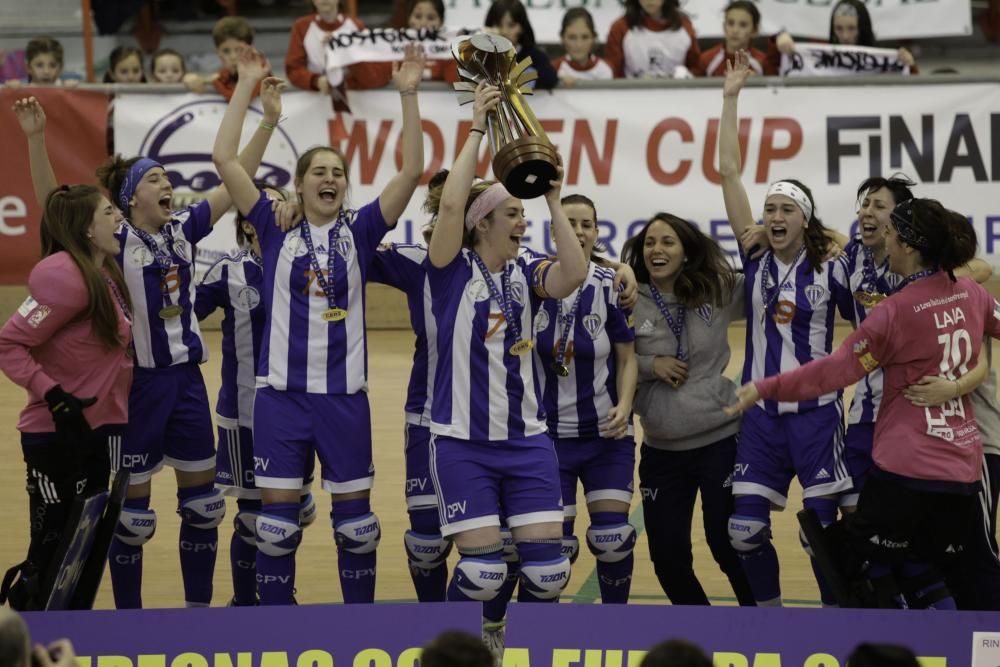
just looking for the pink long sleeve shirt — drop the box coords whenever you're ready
[0,252,132,433]
[757,273,1000,486]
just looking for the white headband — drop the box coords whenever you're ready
[766,181,813,221]
[833,2,859,18]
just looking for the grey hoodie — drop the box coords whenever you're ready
[633,275,745,451]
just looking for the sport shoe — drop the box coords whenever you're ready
[482,617,506,667]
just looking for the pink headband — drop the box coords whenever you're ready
[465,183,513,230]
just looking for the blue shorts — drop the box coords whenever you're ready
[430,433,563,537]
[116,363,215,485]
[253,387,373,494]
[554,435,635,519]
[732,402,852,507]
[840,421,875,507]
[215,422,316,499]
[404,422,437,511]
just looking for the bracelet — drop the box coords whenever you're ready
[470,128,486,136]
[399,89,417,97]
[953,378,962,398]
[259,120,278,131]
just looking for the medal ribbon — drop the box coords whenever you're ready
[759,245,805,322]
[894,268,936,293]
[132,225,177,308]
[860,245,889,296]
[299,213,347,312]
[649,283,686,361]
[554,270,589,369]
[105,276,132,323]
[471,252,522,344]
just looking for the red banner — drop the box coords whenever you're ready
[0,89,109,284]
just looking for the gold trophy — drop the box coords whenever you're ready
[453,33,559,199]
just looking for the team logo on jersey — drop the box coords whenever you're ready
[533,309,551,332]
[334,235,354,260]
[238,286,261,310]
[695,304,714,325]
[582,313,603,339]
[636,319,655,336]
[21,300,50,328]
[466,279,490,302]
[17,296,38,318]
[804,284,827,307]
[130,245,155,268]
[172,239,191,263]
[283,235,309,258]
[994,299,1000,321]
[510,281,525,305]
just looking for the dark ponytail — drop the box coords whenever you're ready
[96,154,142,216]
[896,198,977,276]
[423,169,496,248]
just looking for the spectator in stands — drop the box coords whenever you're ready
[640,639,713,667]
[605,0,703,79]
[285,0,391,100]
[211,17,267,101]
[700,2,771,77]
[406,0,458,82]
[774,0,917,71]
[554,7,613,86]
[5,37,81,87]
[484,0,558,89]
[847,644,920,667]
[149,48,205,92]
[103,46,146,83]
[0,609,80,667]
[420,631,494,667]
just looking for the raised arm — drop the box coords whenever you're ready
[719,51,755,239]
[212,50,281,218]
[207,49,282,222]
[13,97,58,209]
[428,82,501,268]
[378,44,427,226]
[540,159,588,298]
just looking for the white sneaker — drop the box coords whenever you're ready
[482,617,506,667]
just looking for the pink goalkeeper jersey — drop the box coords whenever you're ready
[756,272,1000,485]
[0,252,133,433]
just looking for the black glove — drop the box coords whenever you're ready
[44,385,96,446]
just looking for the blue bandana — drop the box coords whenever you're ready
[117,158,163,213]
[889,200,930,250]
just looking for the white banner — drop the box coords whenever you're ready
[325,27,471,68]
[442,0,972,44]
[780,43,911,77]
[113,83,1000,272]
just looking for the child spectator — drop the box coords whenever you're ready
[605,0,703,79]
[553,7,613,86]
[700,1,771,77]
[285,0,391,97]
[7,37,80,87]
[150,48,205,92]
[484,0,558,89]
[211,17,266,100]
[103,46,146,83]
[774,0,917,72]
[406,0,458,82]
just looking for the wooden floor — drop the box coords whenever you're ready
[0,326,879,609]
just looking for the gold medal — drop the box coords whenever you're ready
[551,362,570,377]
[509,339,534,356]
[670,378,680,389]
[854,290,887,308]
[159,304,183,319]
[322,308,348,322]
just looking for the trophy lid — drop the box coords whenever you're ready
[453,33,516,82]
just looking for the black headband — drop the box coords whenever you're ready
[890,200,930,250]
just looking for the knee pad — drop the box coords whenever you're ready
[728,515,772,553]
[404,530,452,570]
[234,510,259,547]
[500,528,519,563]
[255,513,302,557]
[299,493,317,528]
[333,512,381,554]
[586,523,637,563]
[115,507,157,546]
[178,487,227,529]
[562,535,580,564]
[452,557,508,601]
[519,556,572,600]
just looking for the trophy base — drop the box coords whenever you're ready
[493,136,559,200]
